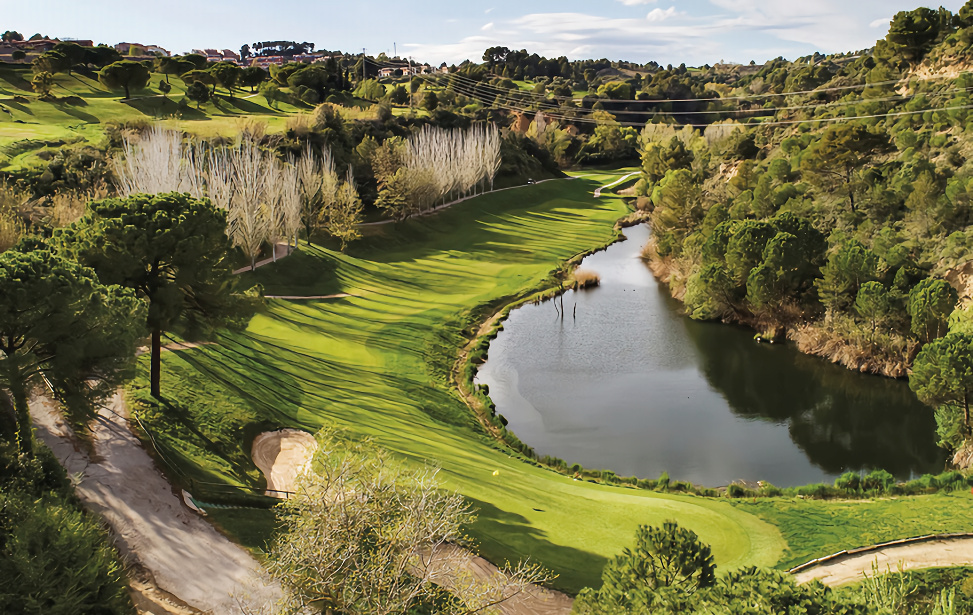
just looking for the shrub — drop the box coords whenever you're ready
[657,470,670,492]
[835,471,861,492]
[863,469,895,493]
[727,483,747,498]
[791,483,835,498]
[758,482,782,497]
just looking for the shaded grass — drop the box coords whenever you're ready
[738,492,973,570]
[139,173,787,592]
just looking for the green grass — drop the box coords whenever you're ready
[0,66,313,169]
[136,172,786,592]
[738,492,973,570]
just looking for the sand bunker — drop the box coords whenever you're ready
[251,429,318,497]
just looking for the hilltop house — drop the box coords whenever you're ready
[115,42,169,56]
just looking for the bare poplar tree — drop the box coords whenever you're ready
[114,126,203,197]
[230,140,271,270]
[296,145,338,245]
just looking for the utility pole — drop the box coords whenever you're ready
[408,56,413,113]
[394,42,396,58]
[362,48,366,83]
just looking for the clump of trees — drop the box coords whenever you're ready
[0,243,143,453]
[112,126,362,257]
[375,124,502,220]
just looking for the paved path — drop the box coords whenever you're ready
[793,536,973,586]
[264,293,352,300]
[593,172,640,198]
[31,394,282,615]
[361,177,572,227]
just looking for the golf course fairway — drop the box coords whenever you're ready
[143,170,786,592]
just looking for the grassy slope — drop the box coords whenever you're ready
[0,66,311,168]
[738,492,973,570]
[141,172,785,592]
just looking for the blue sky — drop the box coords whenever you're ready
[6,1,968,66]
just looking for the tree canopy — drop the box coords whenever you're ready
[56,193,258,398]
[0,244,143,454]
[97,60,150,99]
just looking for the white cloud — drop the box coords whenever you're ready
[403,0,966,66]
[482,22,495,31]
[870,16,891,28]
[646,7,679,22]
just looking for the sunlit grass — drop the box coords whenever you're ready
[140,173,787,592]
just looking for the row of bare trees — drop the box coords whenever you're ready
[114,127,362,268]
[376,124,502,220]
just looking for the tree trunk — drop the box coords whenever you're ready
[4,355,32,456]
[123,83,130,99]
[965,394,970,435]
[151,327,162,399]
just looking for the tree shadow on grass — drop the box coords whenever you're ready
[52,100,99,123]
[464,496,607,594]
[222,96,276,114]
[0,70,32,92]
[122,96,209,120]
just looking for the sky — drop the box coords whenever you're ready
[4,0,968,66]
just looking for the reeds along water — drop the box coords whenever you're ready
[573,269,601,290]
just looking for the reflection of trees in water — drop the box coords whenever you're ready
[682,319,945,478]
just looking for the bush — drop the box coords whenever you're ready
[863,469,895,493]
[657,470,670,492]
[727,483,747,498]
[758,482,782,497]
[790,483,835,498]
[835,471,861,492]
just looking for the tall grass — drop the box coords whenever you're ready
[572,268,600,290]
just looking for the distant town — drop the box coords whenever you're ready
[0,33,450,73]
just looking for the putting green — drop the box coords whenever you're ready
[152,171,785,591]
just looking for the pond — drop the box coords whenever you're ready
[475,224,946,487]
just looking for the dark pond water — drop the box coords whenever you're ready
[475,224,946,487]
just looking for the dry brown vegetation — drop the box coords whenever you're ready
[790,316,914,378]
[572,268,600,290]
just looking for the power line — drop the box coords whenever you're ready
[434,76,973,129]
[360,56,973,129]
[422,69,973,118]
[366,55,971,107]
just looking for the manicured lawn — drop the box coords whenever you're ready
[0,66,309,169]
[135,172,786,592]
[738,492,973,570]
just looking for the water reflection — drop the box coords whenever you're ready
[476,224,944,487]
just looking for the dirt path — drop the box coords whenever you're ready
[250,430,574,615]
[793,536,973,586]
[233,242,292,274]
[31,393,283,615]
